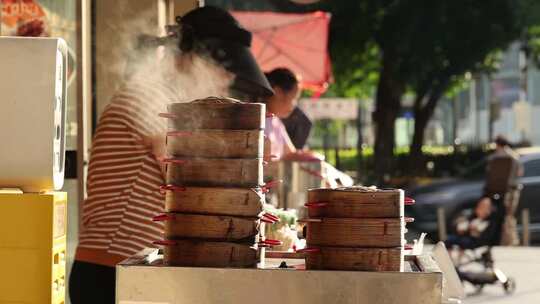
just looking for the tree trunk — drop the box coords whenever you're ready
[372,53,404,186]
[408,84,446,175]
[409,106,430,175]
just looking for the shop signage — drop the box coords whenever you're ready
[298,98,359,120]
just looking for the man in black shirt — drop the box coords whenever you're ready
[282,106,312,149]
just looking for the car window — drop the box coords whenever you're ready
[523,159,540,177]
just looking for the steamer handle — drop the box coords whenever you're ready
[262,155,279,164]
[262,212,280,222]
[259,239,283,246]
[296,248,320,254]
[404,244,413,250]
[153,240,177,246]
[159,184,186,194]
[158,113,177,119]
[152,214,175,222]
[404,217,415,223]
[160,158,187,165]
[261,180,282,193]
[404,197,416,205]
[259,212,280,223]
[304,202,328,208]
[167,131,193,137]
[260,217,278,224]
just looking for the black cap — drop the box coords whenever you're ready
[494,135,510,147]
[178,6,274,99]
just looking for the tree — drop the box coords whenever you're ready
[210,0,540,184]
[403,1,520,174]
[324,0,538,183]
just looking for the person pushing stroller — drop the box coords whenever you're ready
[444,135,523,294]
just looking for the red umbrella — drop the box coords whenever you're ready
[232,11,332,95]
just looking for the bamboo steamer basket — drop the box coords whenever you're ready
[301,246,404,271]
[154,213,260,241]
[157,239,260,267]
[306,187,415,218]
[302,217,409,247]
[166,129,264,158]
[164,97,265,130]
[162,185,265,217]
[165,158,263,187]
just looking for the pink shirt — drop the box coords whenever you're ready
[264,116,289,159]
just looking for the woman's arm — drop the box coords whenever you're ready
[143,134,167,177]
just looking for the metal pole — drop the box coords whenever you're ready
[356,100,363,183]
[437,207,447,241]
[469,78,478,145]
[76,0,92,232]
[522,208,530,246]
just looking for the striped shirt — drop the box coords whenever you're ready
[76,77,179,267]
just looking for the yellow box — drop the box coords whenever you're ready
[0,191,67,304]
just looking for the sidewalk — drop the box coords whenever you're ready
[460,247,540,304]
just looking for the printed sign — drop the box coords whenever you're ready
[298,98,359,120]
[1,0,49,36]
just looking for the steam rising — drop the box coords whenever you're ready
[127,45,234,102]
[101,8,234,106]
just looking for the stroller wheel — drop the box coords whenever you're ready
[503,278,516,294]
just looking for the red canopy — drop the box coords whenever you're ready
[232,11,332,95]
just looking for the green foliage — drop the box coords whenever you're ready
[322,0,528,102]
[320,1,540,181]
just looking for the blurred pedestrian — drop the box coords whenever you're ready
[262,68,298,160]
[282,107,313,150]
[264,68,313,151]
[484,135,523,246]
[485,135,523,195]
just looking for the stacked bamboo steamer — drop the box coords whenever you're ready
[300,186,415,272]
[154,97,280,268]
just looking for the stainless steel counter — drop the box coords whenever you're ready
[116,249,442,304]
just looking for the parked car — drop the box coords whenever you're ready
[406,147,540,243]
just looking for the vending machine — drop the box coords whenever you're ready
[0,37,68,304]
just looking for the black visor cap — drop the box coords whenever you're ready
[203,38,274,99]
[180,6,274,99]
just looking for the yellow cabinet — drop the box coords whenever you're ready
[0,191,67,304]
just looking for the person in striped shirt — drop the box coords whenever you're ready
[69,6,273,304]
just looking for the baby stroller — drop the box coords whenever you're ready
[448,156,520,294]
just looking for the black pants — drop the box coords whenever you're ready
[69,260,116,304]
